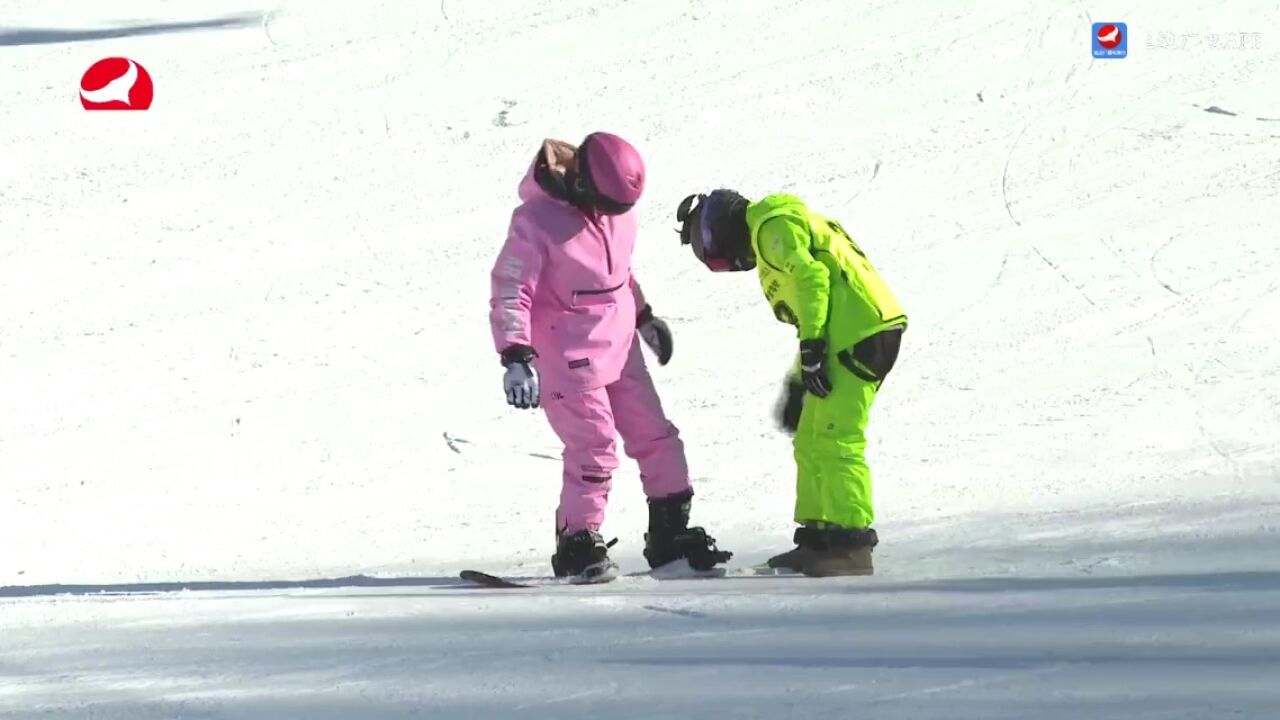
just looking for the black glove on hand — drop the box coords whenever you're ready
[777,377,805,433]
[636,304,673,365]
[799,338,832,398]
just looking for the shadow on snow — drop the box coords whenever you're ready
[0,15,260,47]
[0,574,464,598]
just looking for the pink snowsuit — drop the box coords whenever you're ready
[489,140,691,535]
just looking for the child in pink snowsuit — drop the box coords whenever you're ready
[488,132,731,581]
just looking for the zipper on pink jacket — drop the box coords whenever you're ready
[574,279,626,299]
[587,213,613,274]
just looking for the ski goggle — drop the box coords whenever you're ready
[676,192,735,272]
[571,137,634,216]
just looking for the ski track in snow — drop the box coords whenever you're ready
[3,0,1280,717]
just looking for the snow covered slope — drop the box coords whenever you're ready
[2,0,1279,717]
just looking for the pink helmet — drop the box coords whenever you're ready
[576,131,644,214]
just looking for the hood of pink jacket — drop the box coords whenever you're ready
[516,159,545,204]
[517,139,579,206]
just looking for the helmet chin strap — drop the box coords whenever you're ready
[564,166,591,212]
[712,203,755,271]
[723,236,755,271]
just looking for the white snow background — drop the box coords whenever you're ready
[2,0,1279,717]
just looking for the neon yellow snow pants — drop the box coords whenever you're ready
[792,368,878,529]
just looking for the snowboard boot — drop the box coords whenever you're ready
[802,526,878,577]
[642,489,733,571]
[551,529,619,582]
[765,523,827,572]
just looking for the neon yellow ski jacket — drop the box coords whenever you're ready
[745,194,907,354]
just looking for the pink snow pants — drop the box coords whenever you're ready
[542,341,690,534]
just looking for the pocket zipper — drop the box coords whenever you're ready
[573,280,626,300]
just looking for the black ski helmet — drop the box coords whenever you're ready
[675,189,754,272]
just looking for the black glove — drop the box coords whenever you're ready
[776,378,805,433]
[799,338,832,398]
[636,304,673,365]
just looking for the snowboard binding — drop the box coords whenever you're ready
[551,529,619,582]
[642,490,733,571]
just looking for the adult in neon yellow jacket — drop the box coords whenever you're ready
[675,189,906,576]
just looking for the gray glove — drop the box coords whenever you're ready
[500,345,540,409]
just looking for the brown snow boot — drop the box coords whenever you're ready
[802,527,878,577]
[765,525,826,572]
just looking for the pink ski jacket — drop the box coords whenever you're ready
[489,140,648,392]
